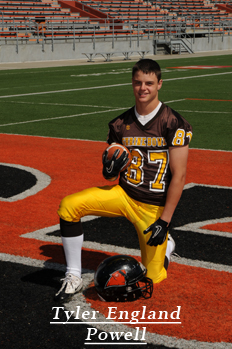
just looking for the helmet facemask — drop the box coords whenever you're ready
[94,255,153,302]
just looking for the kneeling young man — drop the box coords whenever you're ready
[55,59,193,301]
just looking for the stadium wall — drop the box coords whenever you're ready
[0,35,231,63]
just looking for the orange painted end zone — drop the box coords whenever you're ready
[0,134,231,262]
[86,262,232,343]
[0,134,232,344]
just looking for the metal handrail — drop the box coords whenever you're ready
[0,15,231,52]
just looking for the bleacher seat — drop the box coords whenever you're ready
[0,0,231,41]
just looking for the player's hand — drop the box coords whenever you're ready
[102,149,129,180]
[143,218,169,246]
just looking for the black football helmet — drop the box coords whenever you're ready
[94,255,153,302]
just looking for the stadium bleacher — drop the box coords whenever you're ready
[0,0,231,48]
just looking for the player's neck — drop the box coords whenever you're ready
[135,99,160,116]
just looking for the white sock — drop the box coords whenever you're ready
[165,238,174,261]
[61,235,83,278]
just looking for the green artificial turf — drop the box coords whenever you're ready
[0,54,231,150]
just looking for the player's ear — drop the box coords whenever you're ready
[158,79,163,90]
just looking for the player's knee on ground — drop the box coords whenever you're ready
[146,266,167,284]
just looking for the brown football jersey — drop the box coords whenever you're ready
[107,103,193,206]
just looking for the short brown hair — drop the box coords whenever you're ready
[132,59,161,81]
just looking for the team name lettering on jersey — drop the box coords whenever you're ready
[122,137,167,148]
[108,104,193,206]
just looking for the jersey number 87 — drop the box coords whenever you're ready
[126,149,169,192]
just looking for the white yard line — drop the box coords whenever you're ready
[0,102,229,127]
[0,71,231,127]
[0,83,131,99]
[0,71,231,100]
[164,70,232,81]
[0,100,114,108]
[178,109,231,114]
[0,107,125,127]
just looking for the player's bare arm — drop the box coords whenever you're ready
[160,145,189,224]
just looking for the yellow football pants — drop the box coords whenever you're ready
[58,184,168,284]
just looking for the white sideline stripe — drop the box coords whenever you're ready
[20,222,232,274]
[0,71,231,100]
[164,98,186,103]
[0,162,51,202]
[0,67,131,76]
[175,217,232,238]
[1,100,231,115]
[178,109,231,114]
[182,184,232,238]
[1,246,232,275]
[3,133,230,155]
[0,253,231,348]
[0,83,131,99]
[0,253,91,274]
[0,105,229,128]
[1,101,229,128]
[21,223,141,257]
[184,182,232,190]
[0,253,66,270]
[0,100,115,109]
[71,69,131,77]
[1,133,232,154]
[0,131,106,143]
[164,71,232,81]
[0,107,125,127]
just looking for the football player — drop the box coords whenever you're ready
[55,59,192,301]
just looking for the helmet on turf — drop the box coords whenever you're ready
[94,255,153,302]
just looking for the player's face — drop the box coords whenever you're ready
[132,70,162,107]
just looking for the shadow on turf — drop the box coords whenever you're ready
[37,244,111,270]
[20,245,111,294]
[21,268,63,289]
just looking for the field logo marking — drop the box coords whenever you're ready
[1,135,232,347]
[0,162,51,202]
